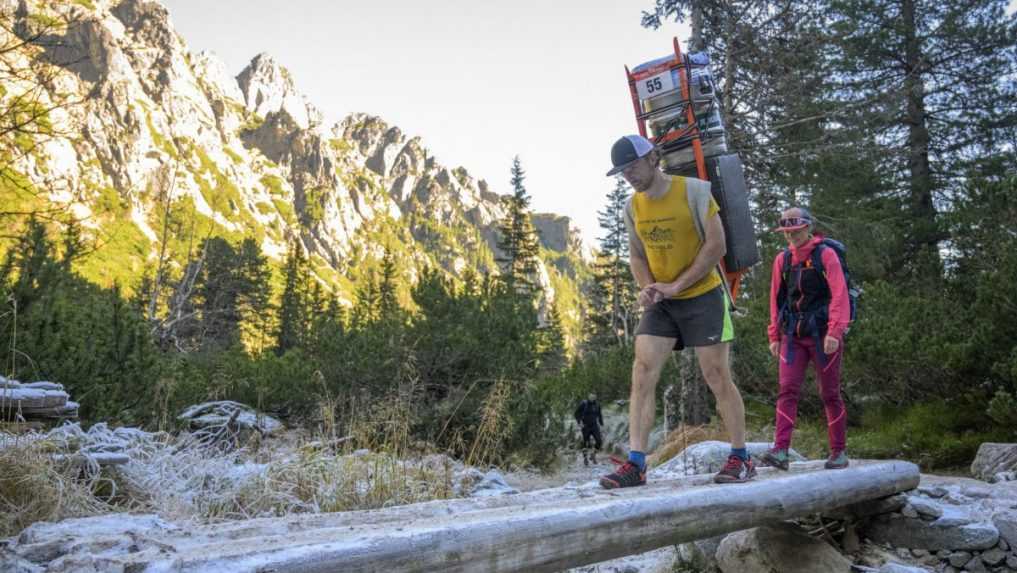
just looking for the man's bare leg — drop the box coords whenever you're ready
[694,342,746,448]
[629,334,677,453]
[601,334,675,489]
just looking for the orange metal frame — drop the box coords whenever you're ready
[625,37,745,298]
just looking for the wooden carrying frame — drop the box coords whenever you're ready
[625,37,745,298]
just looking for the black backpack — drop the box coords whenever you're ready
[779,238,859,329]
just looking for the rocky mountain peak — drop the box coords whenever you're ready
[3,0,588,331]
[236,52,322,130]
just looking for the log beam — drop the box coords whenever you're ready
[17,460,918,573]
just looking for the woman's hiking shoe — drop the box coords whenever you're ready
[760,447,791,471]
[713,455,757,483]
[600,459,646,489]
[825,450,849,469]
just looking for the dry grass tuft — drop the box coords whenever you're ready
[466,379,513,468]
[0,437,114,536]
[647,424,730,468]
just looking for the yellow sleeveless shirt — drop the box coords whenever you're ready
[630,177,722,299]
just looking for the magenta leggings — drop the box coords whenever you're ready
[774,336,846,452]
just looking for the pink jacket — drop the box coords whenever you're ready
[767,235,851,343]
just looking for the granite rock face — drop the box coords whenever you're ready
[2,0,585,313]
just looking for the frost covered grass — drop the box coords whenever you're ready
[0,432,117,537]
[0,419,458,536]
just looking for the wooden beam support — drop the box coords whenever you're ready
[14,460,917,573]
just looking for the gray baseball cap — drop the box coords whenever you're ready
[606,135,655,176]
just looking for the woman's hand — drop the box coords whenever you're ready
[823,335,840,355]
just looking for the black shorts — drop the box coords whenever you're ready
[635,286,734,350]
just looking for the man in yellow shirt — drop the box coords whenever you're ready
[600,135,754,488]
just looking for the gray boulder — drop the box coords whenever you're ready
[177,400,283,435]
[651,441,805,479]
[878,563,932,573]
[674,534,726,572]
[908,496,944,520]
[993,510,1017,549]
[455,468,519,497]
[863,513,999,551]
[980,547,1006,566]
[971,443,1017,482]
[716,523,851,573]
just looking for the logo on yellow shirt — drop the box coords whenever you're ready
[644,225,674,243]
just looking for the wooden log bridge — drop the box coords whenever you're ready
[13,460,919,572]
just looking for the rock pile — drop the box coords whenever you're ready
[857,476,1017,573]
[0,376,79,423]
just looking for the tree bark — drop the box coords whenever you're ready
[902,0,941,274]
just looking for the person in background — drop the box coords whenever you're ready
[574,392,604,465]
[760,207,851,471]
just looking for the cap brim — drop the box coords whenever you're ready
[774,224,810,232]
[606,158,640,177]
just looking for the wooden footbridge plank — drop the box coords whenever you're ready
[38,459,916,573]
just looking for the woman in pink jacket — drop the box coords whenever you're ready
[760,207,852,471]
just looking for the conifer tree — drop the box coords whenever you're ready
[276,239,311,353]
[351,271,380,327]
[377,245,401,321]
[193,237,270,351]
[590,178,637,347]
[496,156,542,292]
[826,0,1017,279]
[538,302,568,373]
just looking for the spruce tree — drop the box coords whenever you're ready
[826,0,1017,279]
[351,271,380,327]
[276,239,311,354]
[377,245,401,321]
[234,238,271,350]
[590,178,637,347]
[496,156,542,293]
[538,302,568,373]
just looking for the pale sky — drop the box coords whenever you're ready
[160,0,690,248]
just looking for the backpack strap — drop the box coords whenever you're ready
[778,248,795,364]
[808,243,832,366]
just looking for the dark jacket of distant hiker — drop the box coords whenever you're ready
[575,399,604,451]
[574,400,603,429]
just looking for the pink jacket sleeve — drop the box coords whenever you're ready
[767,253,784,343]
[820,248,851,340]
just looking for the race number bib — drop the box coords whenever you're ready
[636,70,676,100]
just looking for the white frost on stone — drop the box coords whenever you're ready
[177,400,283,435]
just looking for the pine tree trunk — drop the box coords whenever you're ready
[664,348,711,429]
[689,1,705,52]
[721,14,737,127]
[902,0,941,274]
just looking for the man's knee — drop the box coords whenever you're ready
[632,358,663,398]
[699,360,730,390]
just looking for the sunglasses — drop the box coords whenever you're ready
[779,217,811,228]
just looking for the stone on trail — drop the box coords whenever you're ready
[863,513,999,551]
[878,562,933,573]
[994,510,1017,549]
[971,443,1017,482]
[651,440,806,479]
[907,496,944,520]
[715,523,851,573]
[177,400,283,435]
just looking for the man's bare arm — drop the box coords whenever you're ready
[629,236,655,288]
[654,213,726,296]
